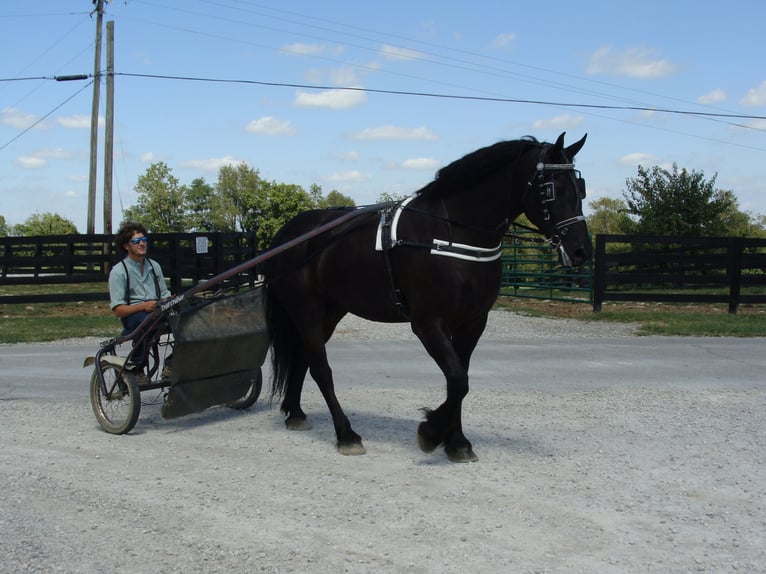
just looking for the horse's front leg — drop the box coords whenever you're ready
[412,318,484,462]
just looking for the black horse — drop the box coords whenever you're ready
[263,132,591,462]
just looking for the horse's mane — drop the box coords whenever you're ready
[417,136,542,197]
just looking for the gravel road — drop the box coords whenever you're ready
[1,311,764,573]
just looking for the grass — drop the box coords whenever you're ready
[495,297,766,337]
[2,288,766,343]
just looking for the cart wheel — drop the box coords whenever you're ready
[226,368,263,410]
[90,363,141,434]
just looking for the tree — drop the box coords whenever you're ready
[322,190,355,208]
[14,212,78,235]
[247,180,314,248]
[184,177,217,231]
[124,162,186,232]
[0,215,8,237]
[377,191,407,203]
[623,164,742,236]
[215,162,262,232]
[586,197,633,236]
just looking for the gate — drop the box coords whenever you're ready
[500,226,592,303]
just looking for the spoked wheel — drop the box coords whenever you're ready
[90,363,141,434]
[226,368,263,410]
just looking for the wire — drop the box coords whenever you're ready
[114,72,766,123]
[0,80,93,152]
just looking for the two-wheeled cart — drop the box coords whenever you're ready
[86,205,380,434]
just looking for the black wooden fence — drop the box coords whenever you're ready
[0,232,258,304]
[3,232,766,312]
[593,235,766,313]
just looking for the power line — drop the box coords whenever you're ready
[113,72,766,124]
[0,80,93,152]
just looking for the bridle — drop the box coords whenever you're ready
[526,145,587,249]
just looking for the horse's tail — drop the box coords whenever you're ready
[264,284,301,402]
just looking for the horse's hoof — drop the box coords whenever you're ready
[286,417,313,431]
[446,446,479,463]
[416,421,440,453]
[338,442,366,456]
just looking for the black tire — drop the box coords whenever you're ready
[226,368,263,410]
[90,363,141,434]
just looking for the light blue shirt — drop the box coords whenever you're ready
[108,257,171,310]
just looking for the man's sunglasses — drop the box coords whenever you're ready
[129,236,148,245]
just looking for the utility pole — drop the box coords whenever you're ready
[103,20,114,235]
[87,0,105,235]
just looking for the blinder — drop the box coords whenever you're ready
[529,149,587,247]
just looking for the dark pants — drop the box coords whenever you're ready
[121,311,151,366]
[121,311,173,372]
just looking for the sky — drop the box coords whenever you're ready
[1,0,765,233]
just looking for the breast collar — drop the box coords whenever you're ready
[374,195,503,263]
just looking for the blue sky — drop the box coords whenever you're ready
[2,0,765,232]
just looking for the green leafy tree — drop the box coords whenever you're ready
[14,212,78,235]
[377,191,407,203]
[184,177,217,231]
[321,189,356,208]
[246,180,314,247]
[215,163,262,232]
[586,197,633,236]
[0,214,8,237]
[124,162,186,232]
[623,164,741,236]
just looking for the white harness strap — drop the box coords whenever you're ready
[375,195,503,262]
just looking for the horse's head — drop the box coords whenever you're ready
[523,132,592,267]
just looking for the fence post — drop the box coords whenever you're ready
[727,238,743,315]
[592,234,606,312]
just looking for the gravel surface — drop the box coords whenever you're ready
[1,311,765,574]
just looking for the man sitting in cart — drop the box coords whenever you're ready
[108,222,172,368]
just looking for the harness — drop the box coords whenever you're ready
[527,145,587,250]
[374,144,588,310]
[375,196,503,315]
[121,258,162,305]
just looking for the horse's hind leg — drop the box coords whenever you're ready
[306,344,366,455]
[281,359,313,431]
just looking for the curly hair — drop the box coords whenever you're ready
[115,222,148,254]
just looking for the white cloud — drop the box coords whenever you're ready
[57,114,100,128]
[16,156,47,169]
[618,152,659,167]
[349,125,437,141]
[294,88,366,109]
[2,107,47,130]
[586,46,678,78]
[14,147,73,169]
[740,80,766,107]
[281,43,325,56]
[740,118,766,130]
[491,33,516,49]
[402,157,441,170]
[380,44,423,61]
[697,88,727,105]
[333,150,359,161]
[531,114,584,130]
[324,170,371,183]
[35,147,72,159]
[245,116,297,136]
[64,190,79,198]
[140,152,155,163]
[180,156,243,171]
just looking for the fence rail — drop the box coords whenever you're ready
[593,234,766,314]
[3,232,765,312]
[0,232,258,304]
[500,227,592,302]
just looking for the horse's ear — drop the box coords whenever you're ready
[564,133,587,159]
[553,132,566,152]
